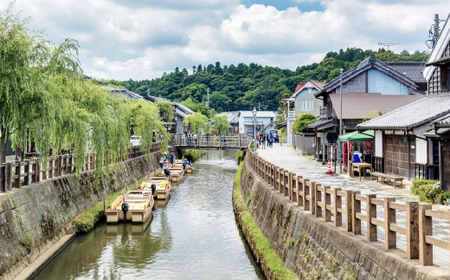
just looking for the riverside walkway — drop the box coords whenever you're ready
[255,143,449,269]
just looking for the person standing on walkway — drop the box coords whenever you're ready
[267,133,273,148]
[261,134,266,149]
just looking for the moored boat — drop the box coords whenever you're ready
[168,166,184,182]
[106,189,154,224]
[140,176,171,200]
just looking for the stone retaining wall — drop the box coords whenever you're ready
[239,159,448,280]
[0,153,160,280]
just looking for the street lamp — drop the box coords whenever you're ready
[253,107,257,153]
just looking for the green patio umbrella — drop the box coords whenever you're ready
[338,130,374,142]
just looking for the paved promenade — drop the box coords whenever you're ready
[255,142,449,268]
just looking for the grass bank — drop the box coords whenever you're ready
[72,175,151,234]
[232,161,297,280]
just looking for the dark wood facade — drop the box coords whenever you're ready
[384,135,415,179]
[427,43,450,94]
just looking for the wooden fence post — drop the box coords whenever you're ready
[5,163,12,191]
[345,190,352,232]
[384,197,396,249]
[367,194,377,242]
[419,204,433,266]
[311,182,316,215]
[334,188,342,227]
[406,201,419,259]
[352,191,361,235]
[15,162,22,188]
[297,176,303,207]
[303,179,310,212]
[324,186,331,222]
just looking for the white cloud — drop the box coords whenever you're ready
[2,0,449,80]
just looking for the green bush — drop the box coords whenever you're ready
[235,151,245,163]
[411,179,439,195]
[183,149,201,162]
[413,180,441,203]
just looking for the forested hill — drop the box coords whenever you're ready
[107,48,428,113]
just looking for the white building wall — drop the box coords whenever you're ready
[415,138,428,164]
[375,131,383,157]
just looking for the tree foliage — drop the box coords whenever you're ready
[108,47,429,114]
[213,114,230,135]
[293,113,317,133]
[182,112,210,135]
[0,6,168,188]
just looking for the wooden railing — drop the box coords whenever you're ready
[0,142,161,193]
[173,134,251,150]
[247,150,449,267]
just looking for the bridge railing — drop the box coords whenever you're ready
[247,150,449,267]
[0,141,161,193]
[173,134,251,148]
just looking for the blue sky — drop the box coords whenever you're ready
[1,0,448,80]
[241,0,325,11]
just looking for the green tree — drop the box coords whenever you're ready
[183,112,210,135]
[213,114,230,135]
[293,113,317,133]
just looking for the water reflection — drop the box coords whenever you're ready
[33,150,264,280]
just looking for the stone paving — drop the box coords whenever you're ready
[255,142,450,268]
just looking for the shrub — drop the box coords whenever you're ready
[411,179,439,195]
[415,181,442,203]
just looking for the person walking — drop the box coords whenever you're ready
[267,133,273,148]
[159,156,164,168]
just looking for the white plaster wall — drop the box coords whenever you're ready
[375,131,383,157]
[416,138,427,164]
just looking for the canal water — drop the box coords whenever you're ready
[32,150,264,280]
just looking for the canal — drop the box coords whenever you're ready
[32,150,264,280]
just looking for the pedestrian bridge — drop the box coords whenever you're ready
[172,134,252,151]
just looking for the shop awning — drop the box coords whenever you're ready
[338,130,374,142]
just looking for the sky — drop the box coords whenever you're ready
[2,0,448,81]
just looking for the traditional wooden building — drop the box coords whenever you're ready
[307,54,425,162]
[357,94,450,182]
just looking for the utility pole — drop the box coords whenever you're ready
[206,88,210,108]
[339,69,343,173]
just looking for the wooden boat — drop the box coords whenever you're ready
[184,164,193,173]
[168,166,184,182]
[140,177,171,200]
[105,189,154,224]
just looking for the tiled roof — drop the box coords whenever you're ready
[307,119,333,129]
[292,79,324,98]
[108,88,143,100]
[386,62,426,84]
[357,93,450,130]
[294,82,306,93]
[329,93,423,120]
[434,113,450,128]
[316,54,418,97]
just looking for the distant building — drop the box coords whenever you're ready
[238,111,277,134]
[292,79,325,118]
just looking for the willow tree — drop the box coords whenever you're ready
[0,6,168,186]
[0,5,81,163]
[182,112,209,135]
[156,100,174,128]
[213,114,230,135]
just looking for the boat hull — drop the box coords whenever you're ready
[106,190,154,224]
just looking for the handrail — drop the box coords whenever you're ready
[0,141,161,193]
[246,149,447,267]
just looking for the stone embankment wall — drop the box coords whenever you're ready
[238,159,446,280]
[0,153,160,280]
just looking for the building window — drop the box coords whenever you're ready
[300,100,313,111]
